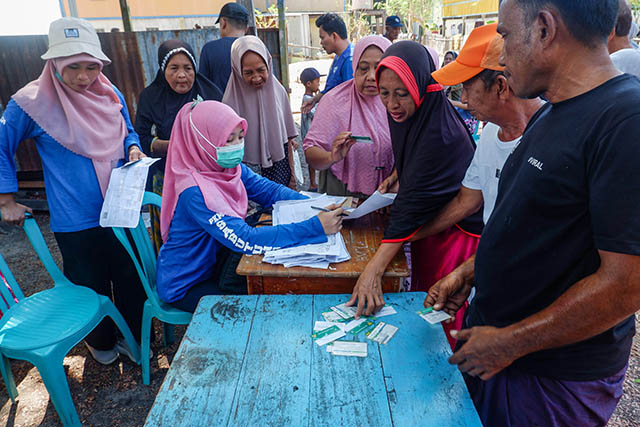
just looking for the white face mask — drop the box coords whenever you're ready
[189,111,245,168]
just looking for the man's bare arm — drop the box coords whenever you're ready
[450,250,640,379]
[410,187,483,242]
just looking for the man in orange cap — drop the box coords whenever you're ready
[412,24,542,238]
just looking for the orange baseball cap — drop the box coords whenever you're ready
[432,23,505,86]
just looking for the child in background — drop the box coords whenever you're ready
[300,68,323,191]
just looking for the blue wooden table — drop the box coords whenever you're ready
[145,293,481,426]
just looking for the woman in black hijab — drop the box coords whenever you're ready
[135,39,223,252]
[346,41,483,348]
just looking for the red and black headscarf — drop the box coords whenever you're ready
[375,41,483,241]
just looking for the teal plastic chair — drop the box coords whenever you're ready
[112,192,192,385]
[0,214,141,426]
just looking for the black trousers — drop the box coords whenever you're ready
[54,227,146,350]
[170,247,247,313]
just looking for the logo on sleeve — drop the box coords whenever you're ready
[527,156,543,171]
[64,28,79,38]
[0,116,5,125]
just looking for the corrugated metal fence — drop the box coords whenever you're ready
[0,28,282,174]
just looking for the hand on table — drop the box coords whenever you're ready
[424,271,473,323]
[128,146,147,162]
[346,264,385,318]
[317,204,344,235]
[449,326,519,380]
[330,132,357,164]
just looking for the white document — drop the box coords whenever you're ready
[344,191,397,220]
[263,195,351,269]
[99,157,160,228]
[292,149,304,184]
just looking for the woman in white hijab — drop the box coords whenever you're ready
[223,36,298,188]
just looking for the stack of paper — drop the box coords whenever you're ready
[263,195,351,269]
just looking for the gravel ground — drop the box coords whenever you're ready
[0,214,638,426]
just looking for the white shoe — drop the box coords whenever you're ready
[84,342,119,365]
[115,338,153,363]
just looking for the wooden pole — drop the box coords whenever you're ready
[277,0,289,92]
[236,0,257,35]
[119,0,133,32]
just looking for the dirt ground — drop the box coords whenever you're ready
[0,213,638,426]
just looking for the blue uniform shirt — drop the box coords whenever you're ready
[0,87,140,232]
[322,43,354,94]
[199,37,238,92]
[156,164,327,303]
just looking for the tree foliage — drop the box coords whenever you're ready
[377,0,438,27]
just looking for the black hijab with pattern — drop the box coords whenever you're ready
[135,39,223,154]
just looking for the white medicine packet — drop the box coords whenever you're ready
[418,309,453,324]
[327,341,368,357]
[366,322,398,345]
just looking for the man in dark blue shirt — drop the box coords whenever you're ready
[199,3,248,92]
[301,13,353,113]
[425,0,640,425]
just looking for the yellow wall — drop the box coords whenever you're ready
[63,0,228,18]
[442,0,498,18]
[64,0,344,18]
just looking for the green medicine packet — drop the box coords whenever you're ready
[350,319,376,335]
[312,325,341,340]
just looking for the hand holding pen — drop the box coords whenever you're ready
[314,204,345,235]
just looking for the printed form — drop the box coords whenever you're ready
[99,157,160,228]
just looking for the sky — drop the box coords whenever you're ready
[0,0,63,35]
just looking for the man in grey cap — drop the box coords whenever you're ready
[384,15,403,43]
[199,2,249,91]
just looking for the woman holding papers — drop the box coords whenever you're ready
[156,100,343,313]
[347,41,483,348]
[135,39,223,253]
[303,36,394,198]
[0,18,147,364]
[223,36,298,188]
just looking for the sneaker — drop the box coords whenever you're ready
[84,342,119,365]
[115,338,153,363]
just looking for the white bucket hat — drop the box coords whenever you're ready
[41,17,111,64]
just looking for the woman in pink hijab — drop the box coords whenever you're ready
[303,35,395,198]
[156,100,344,313]
[223,36,298,188]
[0,18,146,365]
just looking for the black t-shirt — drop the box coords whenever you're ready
[469,74,640,381]
[199,37,238,93]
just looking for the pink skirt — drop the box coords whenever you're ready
[411,225,479,350]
